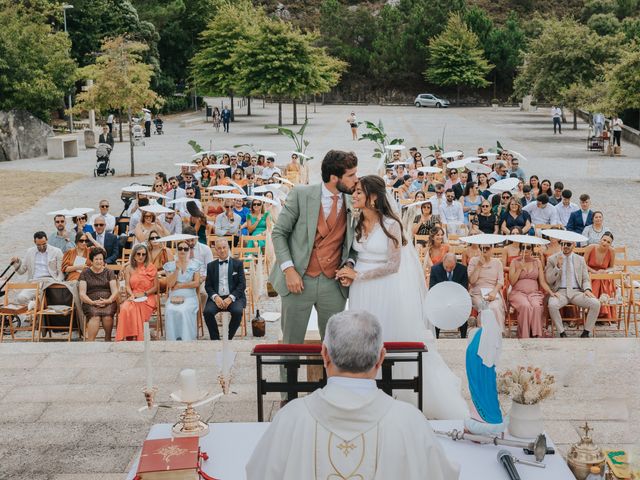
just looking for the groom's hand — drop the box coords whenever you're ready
[284,267,304,294]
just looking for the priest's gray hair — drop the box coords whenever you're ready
[324,310,383,373]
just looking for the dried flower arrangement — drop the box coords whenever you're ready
[497,366,555,405]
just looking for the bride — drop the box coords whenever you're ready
[336,175,468,420]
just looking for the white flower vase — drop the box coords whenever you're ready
[508,401,544,439]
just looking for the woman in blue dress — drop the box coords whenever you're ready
[163,240,201,341]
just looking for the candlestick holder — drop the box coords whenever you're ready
[142,386,158,409]
[217,373,234,395]
[171,391,210,438]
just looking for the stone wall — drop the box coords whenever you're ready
[0,110,53,161]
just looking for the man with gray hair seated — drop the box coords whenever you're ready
[246,310,460,480]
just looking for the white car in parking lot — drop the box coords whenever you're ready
[414,93,450,108]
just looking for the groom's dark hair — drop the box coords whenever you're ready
[321,150,358,182]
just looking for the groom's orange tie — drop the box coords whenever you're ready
[327,194,339,229]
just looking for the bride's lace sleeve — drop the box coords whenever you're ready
[356,221,402,281]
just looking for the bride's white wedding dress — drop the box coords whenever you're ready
[348,217,469,420]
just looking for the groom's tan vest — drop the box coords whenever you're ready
[306,204,347,278]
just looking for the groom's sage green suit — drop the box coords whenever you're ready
[269,183,356,342]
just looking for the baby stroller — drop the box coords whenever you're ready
[132,118,145,146]
[94,143,115,177]
[153,118,164,135]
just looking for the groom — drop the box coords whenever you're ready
[270,150,359,344]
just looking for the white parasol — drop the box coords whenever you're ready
[47,207,94,217]
[191,151,211,158]
[489,178,520,193]
[425,282,472,330]
[463,156,483,162]
[140,204,174,214]
[479,152,498,158]
[386,161,410,166]
[506,150,528,162]
[442,150,463,158]
[252,185,281,194]
[402,200,431,209]
[167,198,198,205]
[213,150,235,156]
[175,162,198,168]
[142,108,151,113]
[121,185,152,193]
[206,164,230,170]
[214,193,247,200]
[207,185,237,191]
[154,233,198,243]
[506,235,549,245]
[540,229,588,243]
[140,192,167,199]
[248,195,279,206]
[273,177,295,186]
[256,150,277,158]
[465,162,492,174]
[417,166,442,174]
[384,144,406,151]
[446,159,471,169]
[458,233,507,245]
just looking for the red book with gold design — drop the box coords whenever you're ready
[135,437,200,480]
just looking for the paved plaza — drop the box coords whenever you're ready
[1,104,639,479]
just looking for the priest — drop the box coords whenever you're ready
[246,310,460,479]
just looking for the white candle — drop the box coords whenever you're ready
[143,322,152,389]
[222,314,230,375]
[179,368,199,402]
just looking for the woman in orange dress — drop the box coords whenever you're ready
[62,232,91,281]
[115,244,158,341]
[424,226,450,267]
[585,231,616,319]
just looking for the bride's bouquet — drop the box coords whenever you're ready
[497,366,555,405]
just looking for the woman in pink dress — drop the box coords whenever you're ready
[115,244,158,341]
[468,244,505,327]
[508,243,555,338]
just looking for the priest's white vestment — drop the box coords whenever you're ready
[246,378,460,480]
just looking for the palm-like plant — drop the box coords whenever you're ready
[264,119,312,163]
[358,119,404,172]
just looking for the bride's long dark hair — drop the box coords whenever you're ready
[355,175,407,247]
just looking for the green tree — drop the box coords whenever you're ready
[602,46,640,111]
[424,13,493,103]
[0,2,77,121]
[485,13,526,96]
[513,18,621,128]
[232,18,345,126]
[74,36,160,176]
[587,13,621,35]
[190,1,263,119]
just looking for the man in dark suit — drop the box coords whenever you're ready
[566,193,593,234]
[98,126,114,148]
[452,171,469,200]
[179,171,201,199]
[429,252,469,338]
[203,238,246,340]
[90,216,120,264]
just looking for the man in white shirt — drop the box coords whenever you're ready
[439,188,465,235]
[429,183,446,213]
[106,113,114,133]
[247,310,460,480]
[611,115,623,147]
[523,193,560,227]
[89,200,116,233]
[551,105,562,134]
[167,176,186,202]
[545,240,600,338]
[261,157,281,180]
[215,201,241,243]
[183,226,214,308]
[554,190,579,227]
[144,109,152,137]
[159,211,182,235]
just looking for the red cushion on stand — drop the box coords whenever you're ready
[383,342,425,350]
[253,344,322,354]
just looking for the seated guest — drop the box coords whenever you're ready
[545,239,600,338]
[72,214,95,236]
[89,216,119,264]
[452,171,469,200]
[429,253,469,338]
[566,194,593,233]
[508,243,554,338]
[232,168,247,187]
[214,200,242,244]
[548,181,564,206]
[477,200,497,234]
[439,188,465,235]
[523,193,560,228]
[163,240,202,341]
[199,167,212,188]
[520,185,534,207]
[10,231,64,305]
[246,310,460,480]
[460,181,481,223]
[261,156,281,179]
[284,153,301,177]
[554,189,578,227]
[179,171,201,199]
[49,214,75,253]
[115,244,158,341]
[500,198,531,234]
[423,226,449,269]
[443,168,460,191]
[159,210,182,236]
[412,202,440,240]
[147,230,173,292]
[203,239,246,340]
[167,176,186,202]
[502,227,523,270]
[582,211,609,245]
[78,248,118,341]
[585,231,617,319]
[232,198,250,236]
[246,198,272,248]
[62,232,91,281]
[89,200,116,233]
[186,200,208,245]
[134,211,166,246]
[243,173,258,196]
[462,241,481,266]
[468,242,505,327]
[396,174,413,200]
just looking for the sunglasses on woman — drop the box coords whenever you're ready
[135,252,147,257]
[149,236,160,241]
[177,246,190,252]
[253,203,262,207]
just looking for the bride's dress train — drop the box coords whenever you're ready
[348,217,469,419]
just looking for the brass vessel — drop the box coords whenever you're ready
[567,422,606,480]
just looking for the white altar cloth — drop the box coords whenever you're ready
[127,420,574,479]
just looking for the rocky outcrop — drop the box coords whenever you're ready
[0,110,53,161]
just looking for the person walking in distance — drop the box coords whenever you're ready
[551,105,562,134]
[221,105,231,133]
